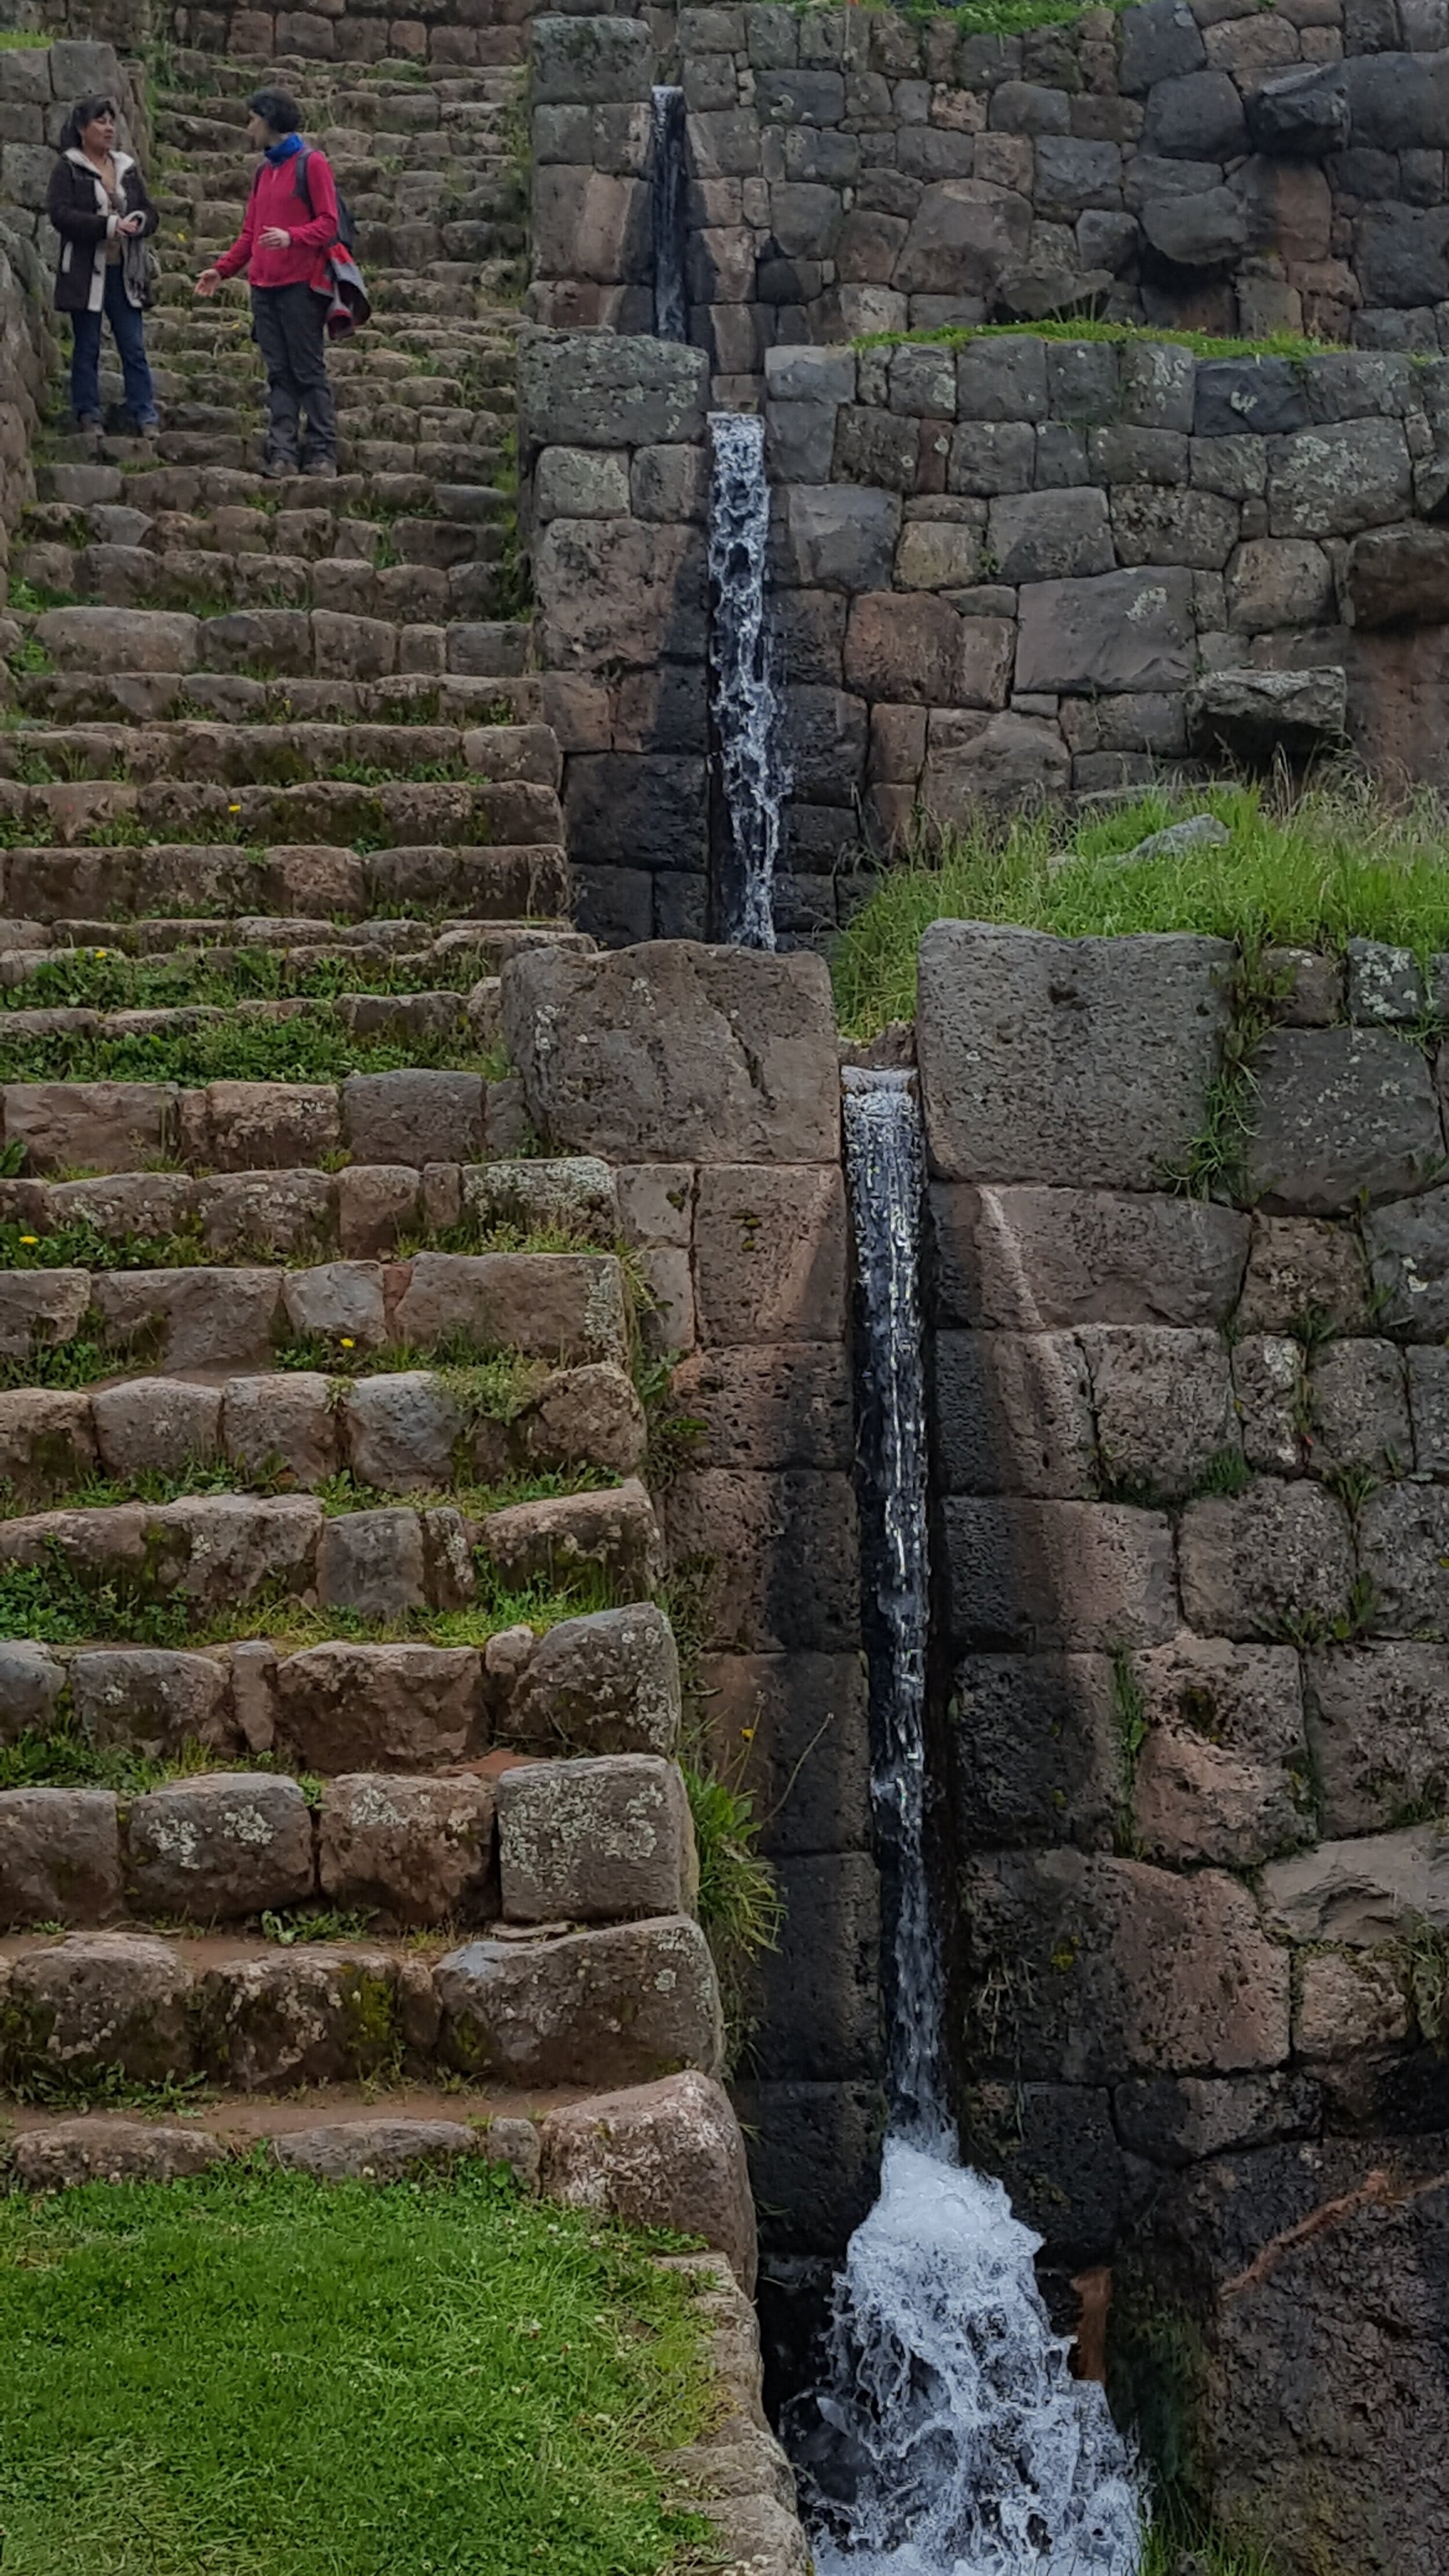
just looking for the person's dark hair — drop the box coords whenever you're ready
[246,88,300,136]
[59,96,118,152]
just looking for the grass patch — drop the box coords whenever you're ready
[833,782,1449,1036]
[0,27,52,44]
[0,2160,714,2576]
[0,1726,240,1799]
[0,1545,620,1654]
[0,947,490,1015]
[857,312,1333,362]
[685,1765,782,2075]
[1142,2502,1287,2576]
[0,1014,490,1090]
[0,1331,155,1393]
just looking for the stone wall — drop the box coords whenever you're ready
[521,318,1449,942]
[919,918,1449,2571]
[161,0,531,67]
[530,0,1449,390]
[500,937,884,2286]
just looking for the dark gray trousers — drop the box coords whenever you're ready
[250,281,337,465]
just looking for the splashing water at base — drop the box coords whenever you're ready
[795,1072,1145,2576]
[800,2140,1144,2576]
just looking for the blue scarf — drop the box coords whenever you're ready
[265,132,304,164]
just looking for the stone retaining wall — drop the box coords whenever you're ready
[919,918,1449,2570]
[501,937,884,2277]
[530,0,1449,385]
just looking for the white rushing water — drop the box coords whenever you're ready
[793,1072,1144,2576]
[707,411,784,949]
[650,85,687,342]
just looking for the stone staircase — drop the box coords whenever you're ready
[0,36,742,2226]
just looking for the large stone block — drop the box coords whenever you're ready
[2,1933,195,2084]
[0,1644,66,1742]
[503,1604,680,1758]
[929,1185,1248,1329]
[318,1773,496,1927]
[1132,1635,1311,1868]
[1238,1214,1370,1336]
[1360,1482,1449,1636]
[916,922,1231,1189]
[693,1165,846,1346]
[481,1479,663,1596]
[519,329,708,453]
[394,1253,629,1369]
[939,1498,1178,1651]
[665,1469,860,1652]
[196,1946,435,2091]
[435,1916,724,2086]
[1304,1643,1449,1835]
[669,1345,851,1472]
[697,1651,870,1859]
[1366,1186,1449,1338]
[947,1651,1122,1849]
[535,519,707,671]
[1013,566,1196,694]
[1349,522,1449,629]
[750,1851,880,2081]
[965,1848,1289,2079]
[1261,1823,1449,1944]
[1308,1336,1410,1475]
[501,941,839,1165]
[125,1774,314,1920]
[893,178,1031,296]
[531,14,653,104]
[735,2077,883,2254]
[988,486,1114,583]
[1178,1482,1355,1641]
[497,1753,692,1923]
[541,2070,757,2291]
[275,1643,481,1770]
[1267,418,1413,539]
[931,1329,1097,1498]
[1079,1326,1238,1501]
[1244,1029,1443,1214]
[70,1649,232,1759]
[965,2081,1122,2265]
[0,1787,121,1929]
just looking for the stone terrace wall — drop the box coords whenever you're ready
[920,918,1449,2571]
[520,321,1449,945]
[529,0,1449,395]
[160,0,532,68]
[501,938,884,2284]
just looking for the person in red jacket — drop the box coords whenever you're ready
[195,88,340,478]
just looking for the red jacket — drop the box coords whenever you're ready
[214,145,339,292]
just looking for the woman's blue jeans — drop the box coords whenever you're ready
[70,267,157,427]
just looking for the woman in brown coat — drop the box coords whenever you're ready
[46,94,159,436]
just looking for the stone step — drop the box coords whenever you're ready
[15,544,509,618]
[0,1473,660,1618]
[0,775,562,861]
[0,1138,614,1260]
[0,842,567,925]
[14,606,529,689]
[12,673,543,729]
[0,1228,631,1350]
[0,2100,554,2191]
[0,915,578,974]
[0,719,557,791]
[0,1343,643,1509]
[0,1911,719,2097]
[0,1734,687,1934]
[35,465,511,516]
[1,1600,678,1770]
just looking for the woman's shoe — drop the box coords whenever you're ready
[301,456,338,478]
[72,414,102,434]
[261,452,297,479]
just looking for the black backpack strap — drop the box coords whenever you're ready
[293,143,314,218]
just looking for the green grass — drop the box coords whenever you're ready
[0,27,52,45]
[1142,2503,1286,2576]
[0,947,489,1014]
[0,2161,714,2576]
[856,313,1334,363]
[684,1766,781,2074]
[0,1545,620,1653]
[0,1726,274,1799]
[833,783,1449,1036]
[0,1014,490,1089]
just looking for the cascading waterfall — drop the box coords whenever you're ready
[650,85,687,343]
[791,1069,1145,2576]
[707,411,785,950]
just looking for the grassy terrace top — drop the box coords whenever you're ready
[854,316,1352,365]
[0,2161,714,2576]
[833,786,1449,1036]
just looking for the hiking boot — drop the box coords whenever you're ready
[302,456,338,479]
[262,452,297,480]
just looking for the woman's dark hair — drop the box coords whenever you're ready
[247,88,300,136]
[59,96,118,152]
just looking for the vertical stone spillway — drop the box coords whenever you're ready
[650,85,687,343]
[707,411,784,950]
[792,1071,1144,2576]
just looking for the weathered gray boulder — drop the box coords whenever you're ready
[502,941,839,1165]
[929,1185,1249,1329]
[1349,522,1449,627]
[275,1643,481,1770]
[1014,566,1196,694]
[1244,1028,1441,1213]
[916,923,1232,1190]
[1142,187,1247,266]
[0,1787,122,1929]
[541,2071,758,2290]
[1262,1824,1449,1943]
[6,2118,224,2191]
[125,1774,314,1920]
[318,1773,497,1927]
[1246,63,1352,157]
[497,1754,693,1923]
[503,1602,682,1756]
[1305,1643,1449,1836]
[519,329,708,453]
[1186,667,1346,761]
[435,1916,724,2086]
[1178,1482,1355,1640]
[3,1933,195,2084]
